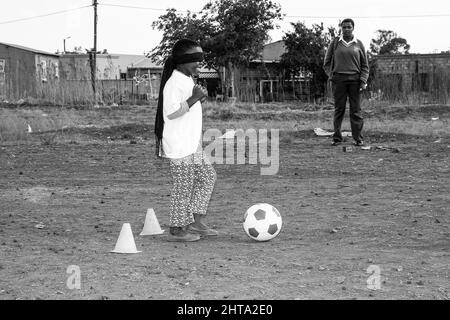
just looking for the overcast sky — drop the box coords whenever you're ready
[0,0,448,55]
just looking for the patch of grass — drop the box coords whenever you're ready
[0,110,28,141]
[365,118,450,137]
[0,108,77,141]
[0,104,155,142]
[203,101,240,120]
[1,102,448,143]
[280,134,293,144]
[38,132,58,145]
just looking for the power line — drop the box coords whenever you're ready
[99,2,191,13]
[100,3,450,19]
[0,5,92,25]
[1,2,449,26]
[100,2,450,19]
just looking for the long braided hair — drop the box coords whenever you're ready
[154,39,201,157]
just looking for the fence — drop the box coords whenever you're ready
[44,78,159,106]
[235,77,311,103]
[0,78,160,106]
[370,68,450,104]
[3,68,449,106]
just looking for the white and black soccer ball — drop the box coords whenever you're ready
[243,203,282,241]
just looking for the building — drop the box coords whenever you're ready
[59,53,150,80]
[126,56,162,79]
[57,53,164,102]
[244,40,287,102]
[126,57,163,99]
[236,40,311,102]
[127,58,220,99]
[0,40,313,103]
[0,42,60,100]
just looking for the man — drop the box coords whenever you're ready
[324,18,369,146]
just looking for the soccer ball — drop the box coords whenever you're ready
[243,203,282,241]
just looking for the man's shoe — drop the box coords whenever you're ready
[354,140,364,146]
[187,224,219,236]
[168,227,201,242]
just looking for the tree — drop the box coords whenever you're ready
[280,22,337,100]
[150,9,212,62]
[150,0,282,100]
[370,30,410,55]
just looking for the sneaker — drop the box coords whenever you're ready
[187,224,219,236]
[354,140,364,146]
[167,227,201,242]
[331,140,342,146]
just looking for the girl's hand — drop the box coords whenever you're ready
[187,85,208,107]
[192,85,206,100]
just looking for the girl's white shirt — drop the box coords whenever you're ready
[162,69,202,159]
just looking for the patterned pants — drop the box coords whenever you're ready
[168,151,216,227]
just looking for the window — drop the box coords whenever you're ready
[0,59,5,83]
[120,73,127,80]
[53,61,59,79]
[40,60,48,82]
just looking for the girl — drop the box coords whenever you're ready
[154,39,217,242]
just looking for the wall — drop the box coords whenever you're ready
[375,53,450,94]
[60,54,146,80]
[376,54,450,74]
[0,44,36,100]
[35,54,61,100]
[59,54,96,80]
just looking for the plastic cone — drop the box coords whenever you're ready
[111,223,141,253]
[140,208,165,236]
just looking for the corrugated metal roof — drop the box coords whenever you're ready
[0,41,59,57]
[252,40,286,63]
[128,59,218,74]
[129,57,162,69]
[60,53,164,70]
[103,54,152,69]
[61,53,147,67]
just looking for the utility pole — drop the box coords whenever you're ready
[91,0,98,104]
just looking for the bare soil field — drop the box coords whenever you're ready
[0,102,449,300]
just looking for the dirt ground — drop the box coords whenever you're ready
[0,103,449,300]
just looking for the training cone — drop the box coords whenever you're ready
[111,223,141,254]
[140,208,165,236]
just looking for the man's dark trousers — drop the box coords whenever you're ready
[331,73,364,143]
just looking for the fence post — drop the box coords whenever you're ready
[131,80,134,105]
[136,82,139,104]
